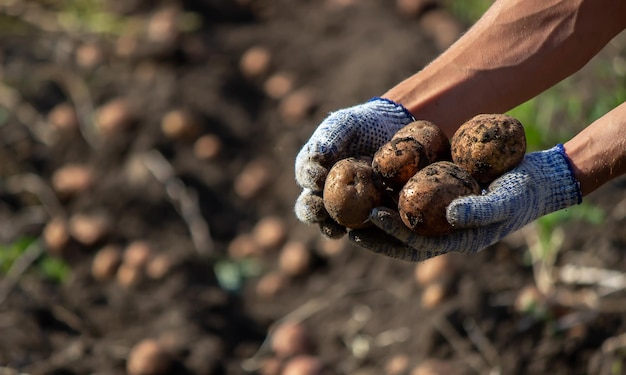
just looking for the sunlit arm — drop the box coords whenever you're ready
[564,102,626,195]
[383,0,626,137]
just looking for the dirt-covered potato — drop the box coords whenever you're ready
[323,157,382,229]
[373,120,450,186]
[372,137,427,186]
[398,161,481,236]
[393,120,451,162]
[451,114,526,186]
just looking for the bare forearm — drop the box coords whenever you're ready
[564,102,626,196]
[383,0,626,137]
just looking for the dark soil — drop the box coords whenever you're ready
[1,1,626,375]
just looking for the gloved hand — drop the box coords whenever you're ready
[349,144,583,261]
[294,97,415,237]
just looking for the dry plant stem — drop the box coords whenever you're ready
[602,332,626,353]
[553,310,598,332]
[0,206,48,244]
[373,327,410,348]
[0,238,44,306]
[463,318,502,374]
[341,305,373,359]
[558,264,626,297]
[241,282,372,372]
[0,65,99,149]
[0,175,67,306]
[535,266,626,314]
[0,1,63,33]
[431,314,491,375]
[6,173,65,218]
[522,224,563,295]
[519,243,626,315]
[0,366,28,375]
[0,82,20,109]
[591,297,626,314]
[49,303,85,333]
[0,82,55,146]
[142,150,214,257]
[40,66,100,149]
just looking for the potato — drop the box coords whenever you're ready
[393,120,451,162]
[411,358,461,375]
[240,45,271,78]
[421,281,448,309]
[323,157,382,229]
[282,355,325,375]
[92,245,123,281]
[270,321,311,358]
[278,241,311,276]
[43,217,69,256]
[373,120,450,186]
[451,114,526,185]
[385,354,410,375]
[414,253,456,286]
[372,137,427,186]
[398,161,481,236]
[126,338,172,375]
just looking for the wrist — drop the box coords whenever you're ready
[549,144,583,206]
[368,96,415,123]
[563,132,621,197]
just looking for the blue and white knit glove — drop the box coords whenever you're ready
[350,145,583,261]
[294,97,415,234]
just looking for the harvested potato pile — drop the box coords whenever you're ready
[322,114,527,236]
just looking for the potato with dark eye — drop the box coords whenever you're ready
[398,161,481,236]
[323,157,383,229]
[393,120,451,162]
[373,120,450,187]
[451,114,526,186]
[372,137,427,186]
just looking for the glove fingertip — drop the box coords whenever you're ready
[295,190,329,224]
[369,206,404,233]
[349,229,433,263]
[295,161,329,191]
[446,195,500,227]
[319,219,347,239]
[369,206,399,223]
[446,198,473,227]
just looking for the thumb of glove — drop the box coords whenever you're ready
[446,173,530,227]
[447,145,583,229]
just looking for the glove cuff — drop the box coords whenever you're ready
[368,97,416,123]
[548,144,583,208]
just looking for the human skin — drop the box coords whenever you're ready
[382,0,626,196]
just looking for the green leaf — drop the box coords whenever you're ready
[38,256,71,284]
[214,260,242,292]
[0,237,37,274]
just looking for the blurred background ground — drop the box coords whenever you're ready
[1,1,626,374]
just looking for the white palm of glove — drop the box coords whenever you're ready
[350,144,583,262]
[294,97,415,225]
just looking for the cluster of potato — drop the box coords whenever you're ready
[323,114,527,236]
